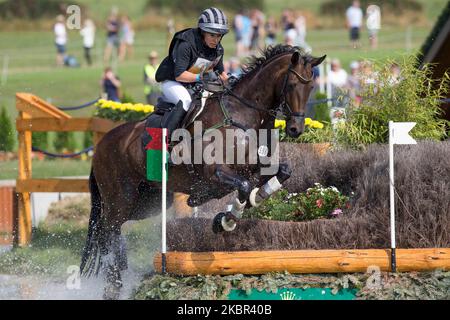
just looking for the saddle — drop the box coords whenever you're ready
[141,97,202,152]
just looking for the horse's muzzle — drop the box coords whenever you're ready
[286,116,305,138]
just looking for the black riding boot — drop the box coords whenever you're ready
[162,101,187,137]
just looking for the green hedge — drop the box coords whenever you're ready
[0,0,83,20]
[320,0,422,16]
[147,0,264,13]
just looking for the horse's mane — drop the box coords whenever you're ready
[233,44,312,87]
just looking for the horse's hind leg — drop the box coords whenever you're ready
[101,228,123,300]
[99,188,138,300]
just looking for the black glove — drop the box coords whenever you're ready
[202,71,219,83]
[228,75,239,86]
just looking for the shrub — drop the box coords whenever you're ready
[53,132,77,153]
[146,0,264,13]
[0,106,14,152]
[313,91,331,123]
[32,132,48,150]
[335,56,449,149]
[83,131,93,149]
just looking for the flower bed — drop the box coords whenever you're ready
[94,99,155,122]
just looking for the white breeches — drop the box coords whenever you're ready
[161,80,192,111]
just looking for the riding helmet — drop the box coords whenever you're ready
[198,7,229,35]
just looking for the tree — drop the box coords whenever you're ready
[0,106,14,152]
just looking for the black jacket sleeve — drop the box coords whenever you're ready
[214,56,225,74]
[172,41,192,78]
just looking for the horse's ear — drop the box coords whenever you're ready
[311,55,327,67]
[291,51,300,65]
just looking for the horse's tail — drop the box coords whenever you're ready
[80,168,102,277]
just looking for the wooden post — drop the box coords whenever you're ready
[17,111,32,246]
[93,132,105,151]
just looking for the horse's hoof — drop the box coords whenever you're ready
[212,212,226,233]
[213,212,237,233]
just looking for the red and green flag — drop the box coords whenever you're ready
[145,128,168,182]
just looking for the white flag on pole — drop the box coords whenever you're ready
[390,122,417,145]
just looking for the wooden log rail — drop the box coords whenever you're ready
[154,248,450,275]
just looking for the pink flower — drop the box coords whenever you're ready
[316,199,323,208]
[331,209,343,216]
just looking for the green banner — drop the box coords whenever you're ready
[228,288,357,300]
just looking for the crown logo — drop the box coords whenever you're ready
[280,291,298,300]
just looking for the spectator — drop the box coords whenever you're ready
[104,8,120,64]
[265,16,278,46]
[284,28,297,46]
[119,15,135,61]
[388,62,401,85]
[346,61,361,103]
[233,10,252,57]
[346,0,363,49]
[294,13,311,52]
[144,51,161,105]
[366,4,381,49]
[328,59,348,95]
[281,9,295,32]
[80,19,96,66]
[250,9,265,52]
[54,15,67,67]
[101,67,121,102]
[282,9,297,46]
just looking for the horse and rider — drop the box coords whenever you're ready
[80,7,326,299]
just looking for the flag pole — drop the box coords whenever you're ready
[162,128,167,274]
[389,121,396,273]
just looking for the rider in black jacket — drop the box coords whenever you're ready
[155,7,229,133]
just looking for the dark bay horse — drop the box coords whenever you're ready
[80,45,325,299]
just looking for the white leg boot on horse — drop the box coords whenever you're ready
[250,163,292,207]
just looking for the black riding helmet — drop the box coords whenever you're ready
[198,7,229,35]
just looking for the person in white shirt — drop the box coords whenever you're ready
[80,19,96,66]
[346,0,363,49]
[328,59,348,96]
[54,15,67,67]
[366,4,381,49]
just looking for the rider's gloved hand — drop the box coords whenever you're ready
[202,71,219,83]
[228,74,239,86]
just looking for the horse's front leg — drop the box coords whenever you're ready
[213,166,252,232]
[249,162,292,207]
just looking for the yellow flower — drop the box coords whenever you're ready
[305,118,312,126]
[312,121,324,129]
[143,105,154,113]
[120,105,127,112]
[274,119,286,130]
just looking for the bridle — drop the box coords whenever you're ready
[202,53,314,133]
[222,58,314,121]
[277,63,314,119]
